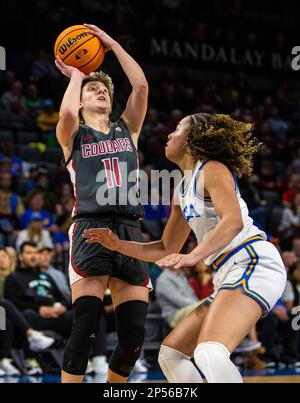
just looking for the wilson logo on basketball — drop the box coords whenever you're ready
[59,33,89,55]
[75,49,89,61]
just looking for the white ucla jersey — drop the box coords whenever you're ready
[177,160,267,265]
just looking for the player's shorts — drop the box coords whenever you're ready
[68,213,152,289]
[204,235,287,316]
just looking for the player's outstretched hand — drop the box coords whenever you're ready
[156,253,199,271]
[83,24,117,51]
[55,57,87,79]
[83,228,120,251]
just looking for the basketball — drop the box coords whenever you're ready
[54,25,105,74]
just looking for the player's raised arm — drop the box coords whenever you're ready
[84,24,148,145]
[83,195,191,263]
[55,58,87,157]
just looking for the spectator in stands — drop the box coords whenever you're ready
[53,197,72,255]
[20,190,58,233]
[16,212,53,251]
[156,268,200,329]
[38,245,70,305]
[143,188,168,240]
[30,50,60,83]
[4,242,73,340]
[26,83,44,118]
[35,170,57,214]
[240,174,268,230]
[0,141,23,177]
[7,100,29,130]
[0,247,55,376]
[291,148,300,176]
[282,174,300,207]
[0,246,15,296]
[0,190,19,247]
[283,261,300,312]
[269,106,289,143]
[282,251,298,272]
[22,165,40,194]
[258,160,281,198]
[5,247,17,272]
[0,171,24,217]
[36,99,59,148]
[292,238,300,259]
[188,262,214,301]
[258,298,300,366]
[278,193,300,248]
[0,71,15,95]
[282,261,300,359]
[1,80,27,114]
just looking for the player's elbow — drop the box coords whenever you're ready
[134,78,149,94]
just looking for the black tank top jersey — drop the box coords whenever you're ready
[65,118,144,218]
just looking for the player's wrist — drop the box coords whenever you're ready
[114,238,122,252]
[190,251,204,263]
[110,41,121,52]
[70,69,85,80]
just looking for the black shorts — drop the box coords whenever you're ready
[68,214,151,289]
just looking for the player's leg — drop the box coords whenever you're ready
[107,278,149,383]
[61,275,109,383]
[158,302,209,383]
[194,288,262,383]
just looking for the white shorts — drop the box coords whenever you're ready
[205,236,287,316]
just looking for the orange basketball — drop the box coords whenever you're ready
[54,25,105,74]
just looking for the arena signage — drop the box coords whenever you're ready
[149,38,293,72]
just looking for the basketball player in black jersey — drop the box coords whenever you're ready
[55,24,149,383]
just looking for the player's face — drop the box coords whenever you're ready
[81,81,111,114]
[165,116,191,162]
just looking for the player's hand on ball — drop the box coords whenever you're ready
[84,24,117,51]
[55,57,87,79]
[83,228,120,251]
[156,253,199,270]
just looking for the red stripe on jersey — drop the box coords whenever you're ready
[102,158,114,188]
[112,157,122,187]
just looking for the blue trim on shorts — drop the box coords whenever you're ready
[205,244,271,315]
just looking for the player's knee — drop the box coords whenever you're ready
[62,296,103,376]
[194,341,230,371]
[158,345,190,375]
[116,300,148,354]
[109,325,145,378]
[109,300,148,377]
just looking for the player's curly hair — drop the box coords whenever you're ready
[186,113,261,177]
[80,71,114,123]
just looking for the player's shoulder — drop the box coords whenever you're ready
[199,160,235,190]
[202,160,233,177]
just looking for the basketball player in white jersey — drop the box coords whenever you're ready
[83,113,287,383]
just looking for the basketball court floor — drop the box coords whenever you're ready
[1,367,299,383]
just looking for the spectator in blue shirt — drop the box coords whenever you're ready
[20,190,58,233]
[0,171,24,217]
